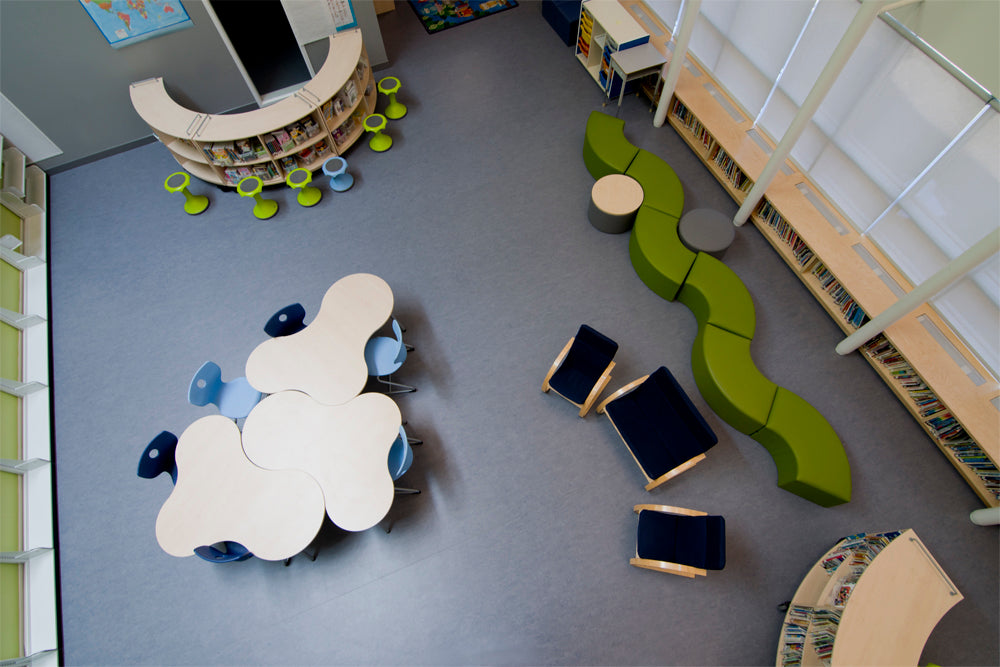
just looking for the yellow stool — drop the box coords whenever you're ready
[164,171,209,215]
[237,176,278,220]
[286,167,322,207]
[378,76,407,120]
[363,114,393,152]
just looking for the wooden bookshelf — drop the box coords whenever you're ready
[619,0,1000,508]
[130,31,374,187]
[776,530,962,666]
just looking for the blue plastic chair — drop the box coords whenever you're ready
[388,425,420,495]
[137,431,254,564]
[137,431,178,484]
[194,542,254,563]
[187,361,262,420]
[264,303,307,338]
[364,319,416,394]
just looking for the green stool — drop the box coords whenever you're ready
[363,114,393,152]
[378,76,407,120]
[164,171,209,215]
[285,167,322,207]
[237,176,278,220]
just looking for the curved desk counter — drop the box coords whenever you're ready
[130,31,375,186]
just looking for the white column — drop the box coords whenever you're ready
[734,0,894,226]
[653,0,701,128]
[835,227,1000,355]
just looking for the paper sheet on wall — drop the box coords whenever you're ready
[280,0,337,44]
[328,0,358,31]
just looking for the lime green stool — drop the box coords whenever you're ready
[378,76,407,120]
[164,171,209,215]
[285,167,322,207]
[364,114,392,152]
[237,176,278,220]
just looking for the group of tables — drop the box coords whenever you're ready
[154,273,406,562]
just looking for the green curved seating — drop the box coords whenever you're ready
[625,149,685,221]
[691,324,777,435]
[583,110,851,506]
[583,111,639,180]
[629,206,696,302]
[677,253,756,340]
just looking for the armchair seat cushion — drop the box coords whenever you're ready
[637,511,725,570]
[604,367,717,482]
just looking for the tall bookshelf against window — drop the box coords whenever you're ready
[619,0,999,508]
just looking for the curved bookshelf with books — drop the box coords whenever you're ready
[129,30,374,187]
[776,529,962,666]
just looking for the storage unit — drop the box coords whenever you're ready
[130,31,374,187]
[618,0,999,509]
[576,0,648,98]
[776,530,962,666]
[0,136,58,667]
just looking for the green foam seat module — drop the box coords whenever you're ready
[691,324,777,435]
[583,111,639,180]
[677,253,756,340]
[629,205,697,302]
[751,387,851,507]
[625,149,684,221]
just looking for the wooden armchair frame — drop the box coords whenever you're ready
[597,375,708,491]
[542,336,616,418]
[630,504,710,578]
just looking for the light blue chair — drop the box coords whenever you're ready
[364,319,416,394]
[322,156,355,192]
[187,361,262,420]
[264,303,307,338]
[137,431,178,484]
[388,425,420,495]
[137,431,254,564]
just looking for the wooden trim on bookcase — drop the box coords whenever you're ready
[622,0,999,506]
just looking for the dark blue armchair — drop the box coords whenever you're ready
[631,504,726,577]
[542,324,619,417]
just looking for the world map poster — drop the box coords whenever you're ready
[79,0,192,49]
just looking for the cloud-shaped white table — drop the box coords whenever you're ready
[245,273,394,406]
[155,415,326,561]
[242,390,401,532]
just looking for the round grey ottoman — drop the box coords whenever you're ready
[678,208,736,259]
[589,174,644,234]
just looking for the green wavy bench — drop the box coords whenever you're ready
[582,110,851,507]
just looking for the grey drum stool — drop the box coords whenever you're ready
[678,208,736,259]
[589,174,644,234]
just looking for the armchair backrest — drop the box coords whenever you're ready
[570,324,619,371]
[648,367,717,451]
[637,510,726,570]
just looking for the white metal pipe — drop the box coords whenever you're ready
[733,0,888,226]
[653,0,701,128]
[835,227,1000,355]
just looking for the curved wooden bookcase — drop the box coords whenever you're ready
[130,31,375,187]
[776,529,962,666]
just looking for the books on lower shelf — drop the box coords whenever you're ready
[863,335,1000,500]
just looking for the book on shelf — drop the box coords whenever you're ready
[286,122,308,146]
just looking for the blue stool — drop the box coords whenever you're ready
[322,156,354,192]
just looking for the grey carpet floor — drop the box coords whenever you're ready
[46,3,998,665]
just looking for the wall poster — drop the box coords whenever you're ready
[79,0,193,49]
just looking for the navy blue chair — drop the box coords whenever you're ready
[264,303,307,337]
[542,324,618,417]
[137,431,178,484]
[597,366,717,490]
[194,542,254,564]
[631,504,726,578]
[137,431,254,564]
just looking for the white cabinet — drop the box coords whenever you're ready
[576,0,649,97]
